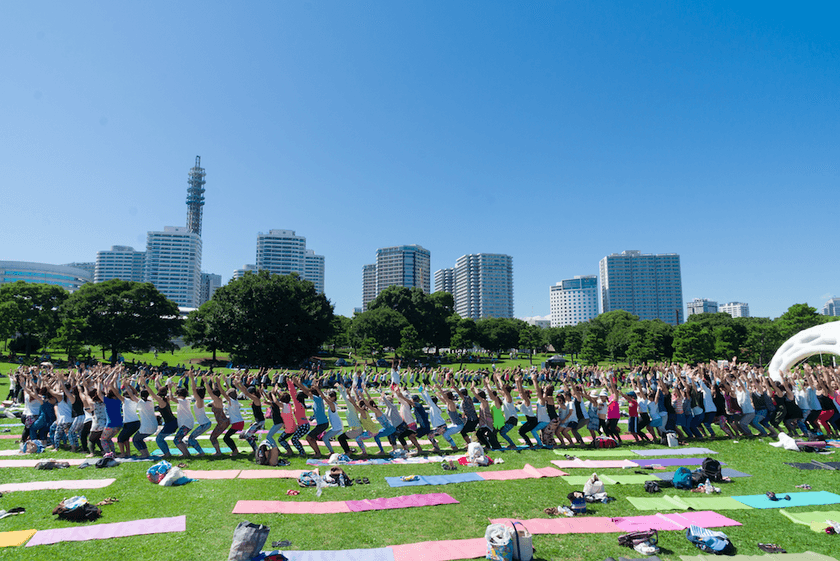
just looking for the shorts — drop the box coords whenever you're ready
[628,416,639,433]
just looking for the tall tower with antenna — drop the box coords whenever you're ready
[186,156,206,236]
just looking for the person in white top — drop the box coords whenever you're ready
[117,383,141,458]
[187,371,211,456]
[173,386,196,457]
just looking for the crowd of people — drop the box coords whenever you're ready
[5,358,840,461]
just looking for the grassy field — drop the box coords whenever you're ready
[2,357,839,561]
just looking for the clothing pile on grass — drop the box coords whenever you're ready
[146,460,196,486]
[770,432,829,452]
[649,458,725,494]
[52,496,101,522]
[297,467,352,496]
[545,474,614,517]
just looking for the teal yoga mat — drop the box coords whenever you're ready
[732,491,840,509]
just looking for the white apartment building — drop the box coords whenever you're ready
[361,264,377,311]
[452,253,514,320]
[94,246,146,283]
[824,297,840,317]
[0,261,92,292]
[254,229,325,293]
[687,298,719,317]
[434,267,455,295]
[200,272,222,304]
[233,264,257,280]
[550,275,598,327]
[599,250,684,326]
[719,302,750,318]
[376,245,431,295]
[144,226,202,308]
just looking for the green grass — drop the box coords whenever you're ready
[2,369,840,560]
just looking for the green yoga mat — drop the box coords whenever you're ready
[562,474,653,485]
[555,449,634,457]
[681,552,839,561]
[627,494,752,511]
[780,509,840,532]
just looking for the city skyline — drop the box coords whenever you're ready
[3,3,838,319]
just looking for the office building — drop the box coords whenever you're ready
[823,298,840,317]
[361,264,377,311]
[550,275,598,327]
[449,253,514,320]
[599,250,684,326]
[144,226,202,308]
[94,246,146,283]
[523,316,551,329]
[719,302,750,318]
[200,272,222,304]
[254,229,325,294]
[64,262,96,277]
[0,261,92,292]
[434,267,455,295]
[233,264,256,280]
[376,245,431,294]
[687,298,719,317]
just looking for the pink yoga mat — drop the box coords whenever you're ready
[346,493,458,512]
[671,511,742,528]
[0,450,22,456]
[233,500,352,514]
[479,464,567,480]
[611,511,742,533]
[490,517,622,535]
[390,537,486,561]
[238,469,314,479]
[551,459,637,469]
[182,469,242,480]
[0,435,19,439]
[611,513,685,532]
[0,478,115,493]
[0,458,85,468]
[26,515,186,547]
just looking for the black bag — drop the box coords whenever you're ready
[690,470,706,487]
[702,458,722,482]
[644,481,661,493]
[53,502,102,522]
[618,529,658,548]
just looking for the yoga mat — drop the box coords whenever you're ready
[0,478,115,493]
[306,454,463,467]
[632,458,714,468]
[551,459,638,469]
[0,529,37,548]
[0,435,20,439]
[732,491,840,509]
[390,538,486,561]
[26,515,186,546]
[478,464,567,480]
[238,469,314,479]
[680,552,838,561]
[285,547,396,561]
[655,468,751,481]
[785,462,825,470]
[626,495,751,511]
[675,511,743,528]
[489,517,622,534]
[233,500,353,514]
[561,474,653,485]
[0,450,23,456]
[611,511,742,532]
[385,473,484,488]
[182,469,242,480]
[632,448,718,456]
[346,493,458,512]
[732,491,840,508]
[0,458,85,468]
[555,449,634,457]
[780,509,840,532]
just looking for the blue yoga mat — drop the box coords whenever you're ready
[732,491,840,509]
[385,472,484,487]
[655,468,751,481]
[284,547,395,561]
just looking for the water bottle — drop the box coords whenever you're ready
[705,478,712,494]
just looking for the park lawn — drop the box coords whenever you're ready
[1,373,840,561]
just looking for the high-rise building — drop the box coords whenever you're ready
[254,229,325,294]
[687,298,719,317]
[823,297,840,317]
[233,264,257,280]
[94,246,146,283]
[144,226,202,308]
[200,272,222,304]
[361,264,377,311]
[0,261,92,292]
[599,250,684,326]
[450,253,514,320]
[719,302,750,318]
[186,156,206,236]
[63,262,96,277]
[434,267,455,295]
[550,275,598,327]
[375,245,431,296]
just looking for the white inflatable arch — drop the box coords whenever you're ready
[767,321,840,382]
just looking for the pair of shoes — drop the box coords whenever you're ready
[271,540,292,548]
[634,541,660,555]
[286,489,300,496]
[441,460,457,471]
[354,477,371,485]
[95,497,118,506]
[758,543,787,554]
[795,484,811,489]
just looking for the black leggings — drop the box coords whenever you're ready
[460,418,478,438]
[477,426,501,450]
[519,416,538,446]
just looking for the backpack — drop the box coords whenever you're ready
[685,525,734,555]
[618,529,658,548]
[702,457,723,482]
[593,436,617,449]
[672,467,693,489]
[297,471,318,487]
[256,443,270,466]
[644,480,661,493]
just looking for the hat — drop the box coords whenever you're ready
[590,390,599,398]
[626,391,636,398]
[599,389,609,397]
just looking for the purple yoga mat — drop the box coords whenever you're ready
[632,458,724,468]
[26,515,186,547]
[346,493,458,512]
[632,447,718,457]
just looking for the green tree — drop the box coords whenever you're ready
[739,318,780,367]
[775,303,825,341]
[367,286,457,351]
[351,307,410,352]
[625,323,656,364]
[579,322,607,365]
[713,324,740,359]
[518,324,544,364]
[61,280,182,362]
[326,315,353,351]
[544,327,565,355]
[562,325,584,360]
[476,317,524,354]
[202,271,334,367]
[0,282,69,356]
[596,310,638,361]
[450,317,478,369]
[50,317,86,362]
[672,322,715,364]
[396,325,423,360]
[183,300,225,362]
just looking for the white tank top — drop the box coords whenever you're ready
[176,399,195,429]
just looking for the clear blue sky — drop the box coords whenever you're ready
[2,2,838,319]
